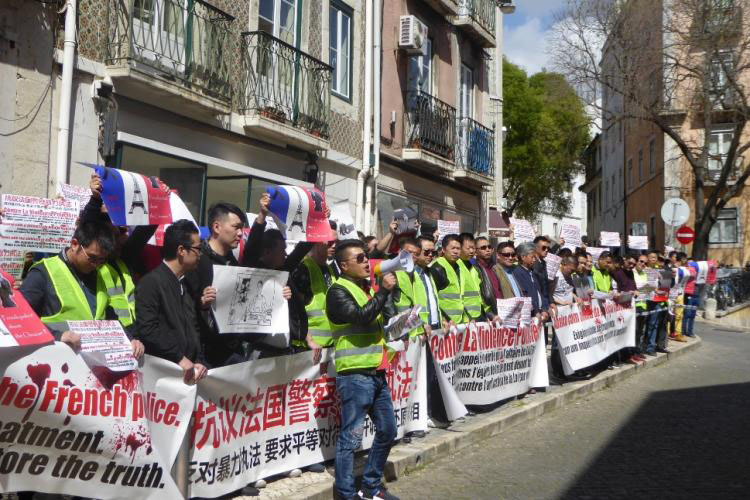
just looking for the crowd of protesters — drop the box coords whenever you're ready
[0,173,703,500]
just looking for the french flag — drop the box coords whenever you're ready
[94,166,172,226]
[267,186,330,242]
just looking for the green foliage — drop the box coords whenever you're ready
[503,59,590,219]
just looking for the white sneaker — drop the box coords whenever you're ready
[288,468,302,478]
[255,479,267,488]
[427,418,435,428]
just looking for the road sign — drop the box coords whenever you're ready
[676,225,695,244]
[661,198,690,226]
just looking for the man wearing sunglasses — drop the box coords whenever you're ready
[495,241,522,298]
[20,220,143,359]
[474,236,503,313]
[325,239,399,500]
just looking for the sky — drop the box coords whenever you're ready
[503,0,568,76]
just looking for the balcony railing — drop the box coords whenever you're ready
[457,117,495,176]
[458,0,496,34]
[404,91,457,160]
[239,31,332,139]
[107,0,233,101]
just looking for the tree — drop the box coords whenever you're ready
[550,0,750,259]
[503,59,591,219]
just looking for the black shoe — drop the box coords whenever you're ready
[566,373,590,382]
[411,430,426,439]
[645,351,657,357]
[401,435,412,444]
[656,347,670,354]
[240,485,260,496]
[361,486,400,500]
[307,462,326,473]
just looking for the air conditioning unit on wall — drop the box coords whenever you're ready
[399,16,428,54]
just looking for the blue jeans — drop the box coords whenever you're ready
[682,294,700,336]
[645,303,667,352]
[335,372,397,498]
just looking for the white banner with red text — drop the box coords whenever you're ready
[187,341,427,498]
[0,343,195,499]
[552,300,636,375]
[429,320,548,414]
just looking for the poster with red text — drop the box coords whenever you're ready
[0,270,54,348]
[0,194,78,253]
[266,186,330,242]
[94,166,172,227]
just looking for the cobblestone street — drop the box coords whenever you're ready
[389,323,750,500]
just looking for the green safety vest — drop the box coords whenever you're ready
[328,277,385,373]
[458,260,483,321]
[394,270,430,337]
[302,257,333,348]
[432,257,464,323]
[592,266,612,293]
[98,258,135,327]
[38,256,109,332]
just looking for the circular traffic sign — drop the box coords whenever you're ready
[676,225,695,244]
[661,198,690,226]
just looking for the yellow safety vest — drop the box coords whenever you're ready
[432,257,464,323]
[302,257,333,347]
[394,270,431,337]
[98,258,135,327]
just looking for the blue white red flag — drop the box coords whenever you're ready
[266,185,329,242]
[94,166,172,226]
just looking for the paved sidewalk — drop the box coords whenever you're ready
[234,335,701,500]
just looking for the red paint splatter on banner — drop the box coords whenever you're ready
[116,371,140,395]
[63,416,71,425]
[90,366,132,390]
[61,363,69,373]
[113,424,151,463]
[63,379,75,387]
[23,363,51,421]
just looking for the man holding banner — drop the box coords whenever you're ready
[430,234,465,326]
[326,239,399,500]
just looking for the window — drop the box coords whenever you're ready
[627,158,633,190]
[708,128,734,179]
[709,51,733,102]
[408,35,432,94]
[638,148,643,182]
[329,2,352,99]
[259,0,296,45]
[709,208,739,244]
[649,139,655,175]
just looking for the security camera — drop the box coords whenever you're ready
[92,76,114,99]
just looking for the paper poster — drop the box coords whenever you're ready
[560,223,582,249]
[600,231,621,247]
[147,191,198,245]
[437,219,460,236]
[94,165,172,226]
[587,246,606,261]
[384,305,424,341]
[266,185,330,242]
[58,182,92,210]
[212,265,289,334]
[67,320,138,372]
[0,248,26,280]
[0,270,54,348]
[331,201,358,240]
[696,260,709,285]
[509,217,536,243]
[545,253,562,281]
[393,207,419,235]
[0,194,78,253]
[628,235,648,250]
[496,297,532,329]
[665,245,675,255]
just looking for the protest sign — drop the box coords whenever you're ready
[67,320,138,373]
[696,261,709,285]
[393,207,419,235]
[0,344,195,499]
[187,343,427,498]
[94,166,172,227]
[665,245,675,255]
[0,248,27,280]
[0,271,54,348]
[147,191,198,246]
[384,306,424,341]
[58,182,92,210]
[266,186,330,242]
[496,297,532,329]
[587,247,606,261]
[212,266,290,335]
[545,253,562,281]
[330,201,357,240]
[560,223,582,249]
[0,194,78,254]
[600,231,621,247]
[552,300,636,375]
[628,235,648,250]
[437,220,460,236]
[509,218,535,243]
[429,320,548,407]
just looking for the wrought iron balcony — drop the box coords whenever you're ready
[239,31,332,140]
[457,117,495,177]
[404,91,456,160]
[106,0,233,102]
[455,0,496,47]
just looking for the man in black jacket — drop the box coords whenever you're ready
[135,220,207,384]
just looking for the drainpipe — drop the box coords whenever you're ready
[357,0,374,232]
[55,0,77,189]
[364,0,382,235]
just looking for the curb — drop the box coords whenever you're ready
[276,336,703,500]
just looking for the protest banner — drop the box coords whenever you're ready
[330,201,357,240]
[628,235,648,250]
[496,297,532,329]
[147,192,198,246]
[552,300,636,375]
[600,231,621,247]
[0,194,78,254]
[545,253,562,281]
[266,186,329,242]
[437,220,460,236]
[58,183,92,210]
[94,166,172,227]
[0,271,54,348]
[0,249,27,281]
[67,320,138,373]
[212,266,289,337]
[587,247,606,261]
[560,223,582,249]
[0,343,195,499]
[187,343,427,498]
[509,218,535,243]
[429,320,548,408]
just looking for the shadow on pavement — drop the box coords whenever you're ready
[560,382,750,500]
